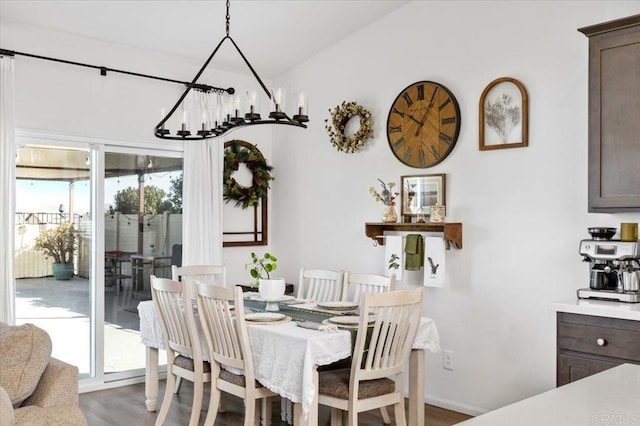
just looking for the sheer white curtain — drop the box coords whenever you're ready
[0,55,16,324]
[182,138,223,266]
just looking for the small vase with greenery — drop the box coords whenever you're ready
[246,252,285,306]
[34,222,77,280]
[370,178,399,223]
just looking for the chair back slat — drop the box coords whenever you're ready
[172,264,227,296]
[150,276,197,357]
[297,268,344,302]
[196,285,255,375]
[353,289,423,382]
[342,272,396,304]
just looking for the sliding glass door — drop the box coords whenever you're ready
[103,151,182,377]
[14,135,182,385]
[15,145,93,377]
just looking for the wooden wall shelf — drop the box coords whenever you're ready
[365,222,463,249]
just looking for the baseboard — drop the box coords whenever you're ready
[79,372,167,394]
[425,393,488,417]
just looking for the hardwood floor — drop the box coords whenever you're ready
[80,380,472,425]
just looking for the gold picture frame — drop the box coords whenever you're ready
[400,174,446,217]
[479,77,528,150]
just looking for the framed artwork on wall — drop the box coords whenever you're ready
[400,174,446,218]
[479,77,528,150]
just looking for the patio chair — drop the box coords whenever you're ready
[150,275,210,426]
[296,268,344,302]
[317,288,424,426]
[104,251,132,297]
[196,284,277,426]
[341,272,396,304]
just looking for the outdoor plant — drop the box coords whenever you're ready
[246,252,278,284]
[33,221,77,264]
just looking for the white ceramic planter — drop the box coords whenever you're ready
[258,277,285,301]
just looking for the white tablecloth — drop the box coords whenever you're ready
[137,300,441,418]
[138,300,165,349]
[247,322,352,416]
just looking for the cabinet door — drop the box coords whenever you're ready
[584,20,640,212]
[557,353,619,386]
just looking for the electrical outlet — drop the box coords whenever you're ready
[443,350,454,370]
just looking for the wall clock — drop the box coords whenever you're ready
[386,81,461,168]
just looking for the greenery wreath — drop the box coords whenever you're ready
[223,140,274,209]
[324,101,374,153]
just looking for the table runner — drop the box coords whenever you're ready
[243,300,339,323]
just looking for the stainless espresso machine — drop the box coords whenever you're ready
[578,227,640,303]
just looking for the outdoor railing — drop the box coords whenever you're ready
[14,212,182,279]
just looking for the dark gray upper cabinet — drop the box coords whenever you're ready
[579,15,640,212]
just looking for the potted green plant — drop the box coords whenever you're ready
[246,252,285,306]
[34,222,77,280]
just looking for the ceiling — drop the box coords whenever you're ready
[16,147,183,182]
[0,0,408,78]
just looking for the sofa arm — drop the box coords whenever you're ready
[23,358,79,408]
[1,386,15,425]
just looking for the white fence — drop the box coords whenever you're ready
[15,212,182,279]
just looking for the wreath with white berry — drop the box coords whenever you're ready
[324,101,373,153]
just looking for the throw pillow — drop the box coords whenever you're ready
[0,322,52,407]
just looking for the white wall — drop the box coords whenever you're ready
[271,0,640,415]
[1,22,276,286]
[4,0,640,415]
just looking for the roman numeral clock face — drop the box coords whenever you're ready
[387,81,461,168]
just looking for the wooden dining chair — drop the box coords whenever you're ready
[170,264,226,394]
[317,288,424,426]
[150,275,211,426]
[341,272,396,304]
[196,284,278,426]
[297,268,344,302]
[172,264,227,289]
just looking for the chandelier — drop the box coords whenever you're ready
[154,0,309,140]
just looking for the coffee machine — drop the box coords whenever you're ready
[578,227,640,303]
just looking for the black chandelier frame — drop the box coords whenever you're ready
[154,0,308,140]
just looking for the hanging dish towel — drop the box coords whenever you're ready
[405,234,424,271]
[384,235,403,281]
[424,237,446,287]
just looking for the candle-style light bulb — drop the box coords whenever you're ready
[269,88,287,120]
[197,108,212,137]
[177,107,191,137]
[245,90,260,120]
[157,107,170,135]
[293,91,309,123]
[230,94,244,123]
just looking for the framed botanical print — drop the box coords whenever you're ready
[479,77,528,150]
[400,174,446,218]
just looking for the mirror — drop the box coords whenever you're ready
[400,174,446,219]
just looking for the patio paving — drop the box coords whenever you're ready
[15,276,160,378]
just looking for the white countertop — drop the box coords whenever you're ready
[550,298,640,321]
[458,363,640,425]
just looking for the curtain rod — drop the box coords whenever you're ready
[0,47,234,95]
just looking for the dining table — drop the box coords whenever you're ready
[138,294,441,426]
